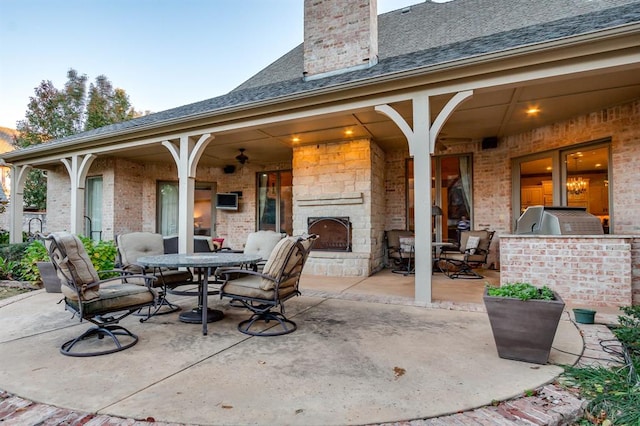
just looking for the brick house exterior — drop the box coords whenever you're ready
[2,0,639,307]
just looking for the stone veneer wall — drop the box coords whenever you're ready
[293,139,377,276]
[500,235,639,307]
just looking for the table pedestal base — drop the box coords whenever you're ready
[179,308,224,324]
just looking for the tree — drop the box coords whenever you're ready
[85,75,135,130]
[13,69,136,210]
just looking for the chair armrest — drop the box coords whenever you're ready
[99,273,157,289]
[216,268,269,280]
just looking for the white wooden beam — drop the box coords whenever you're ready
[8,165,31,243]
[162,133,213,253]
[61,154,97,234]
[375,90,473,304]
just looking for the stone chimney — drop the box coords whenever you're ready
[303,0,378,80]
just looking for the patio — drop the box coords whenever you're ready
[0,269,587,425]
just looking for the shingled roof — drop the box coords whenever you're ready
[10,0,640,150]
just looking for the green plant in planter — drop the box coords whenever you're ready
[486,282,555,301]
[484,282,565,364]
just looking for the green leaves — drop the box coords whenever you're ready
[486,282,555,301]
[561,306,640,425]
[14,68,137,211]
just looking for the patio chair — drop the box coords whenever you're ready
[240,230,287,271]
[161,234,222,297]
[216,230,287,279]
[116,232,193,320]
[45,231,157,357]
[438,230,495,279]
[384,229,415,273]
[218,234,318,336]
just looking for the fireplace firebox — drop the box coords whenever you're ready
[307,217,351,251]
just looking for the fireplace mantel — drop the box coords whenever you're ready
[297,192,363,206]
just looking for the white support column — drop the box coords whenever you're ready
[8,165,31,243]
[162,133,213,254]
[61,154,97,234]
[376,90,472,304]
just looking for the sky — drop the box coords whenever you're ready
[0,0,446,129]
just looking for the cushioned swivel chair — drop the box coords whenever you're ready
[116,232,193,319]
[45,232,157,357]
[438,230,495,279]
[218,234,317,336]
[385,229,415,274]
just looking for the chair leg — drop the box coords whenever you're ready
[135,289,180,322]
[452,264,484,279]
[237,311,297,336]
[441,260,484,279]
[60,325,139,357]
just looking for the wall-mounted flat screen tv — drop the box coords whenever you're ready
[215,193,238,210]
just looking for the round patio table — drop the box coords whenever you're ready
[137,252,261,335]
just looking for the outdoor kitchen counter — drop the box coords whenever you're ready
[498,234,639,308]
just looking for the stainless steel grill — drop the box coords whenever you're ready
[515,206,604,235]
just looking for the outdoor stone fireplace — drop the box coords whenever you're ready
[307,217,352,251]
[293,139,386,277]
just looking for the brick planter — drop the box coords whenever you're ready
[483,288,565,365]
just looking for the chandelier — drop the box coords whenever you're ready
[567,177,587,195]
[566,154,587,195]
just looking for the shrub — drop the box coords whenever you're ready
[0,229,9,245]
[80,237,118,276]
[0,258,20,280]
[19,240,49,282]
[16,236,118,282]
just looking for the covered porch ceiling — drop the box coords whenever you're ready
[105,65,639,173]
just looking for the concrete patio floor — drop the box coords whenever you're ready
[0,269,586,425]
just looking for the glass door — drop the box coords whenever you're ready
[257,170,293,234]
[407,154,473,243]
[85,176,103,241]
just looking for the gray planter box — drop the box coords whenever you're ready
[483,288,565,365]
[36,261,61,293]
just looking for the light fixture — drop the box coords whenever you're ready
[566,155,587,195]
[235,148,249,164]
[526,106,540,116]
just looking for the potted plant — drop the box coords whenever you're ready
[18,239,61,293]
[483,282,565,365]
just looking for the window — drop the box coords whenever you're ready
[407,154,473,243]
[157,182,216,236]
[157,182,179,236]
[512,139,610,233]
[85,176,103,241]
[257,170,292,234]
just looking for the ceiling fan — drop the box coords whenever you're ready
[235,148,249,164]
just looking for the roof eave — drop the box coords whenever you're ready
[3,22,639,164]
